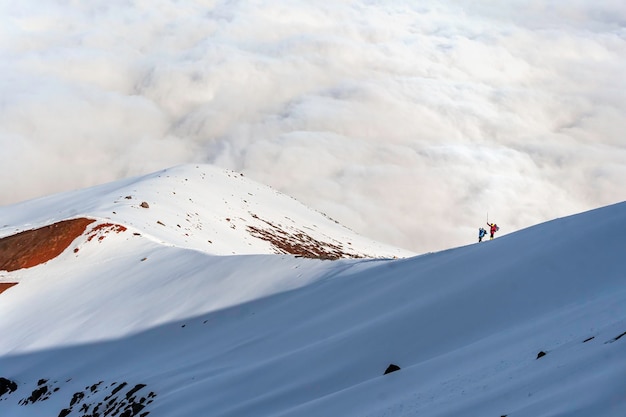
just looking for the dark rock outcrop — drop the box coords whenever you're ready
[0,377,18,398]
[384,364,401,375]
[19,379,52,405]
[5,377,155,417]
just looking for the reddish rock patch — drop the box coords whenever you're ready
[0,218,96,272]
[86,223,127,242]
[0,282,17,295]
[247,215,362,260]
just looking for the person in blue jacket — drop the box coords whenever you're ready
[478,227,487,242]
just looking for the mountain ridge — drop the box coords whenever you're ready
[0,167,624,417]
[0,164,414,266]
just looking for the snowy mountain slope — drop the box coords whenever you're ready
[0,169,625,417]
[0,164,413,260]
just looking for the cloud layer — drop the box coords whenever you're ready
[1,0,625,253]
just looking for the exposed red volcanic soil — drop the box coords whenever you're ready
[0,282,17,295]
[87,223,127,242]
[0,218,96,272]
[246,214,362,260]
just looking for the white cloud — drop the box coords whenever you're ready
[1,0,625,253]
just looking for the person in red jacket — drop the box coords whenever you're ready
[487,222,499,240]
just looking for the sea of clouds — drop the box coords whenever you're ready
[1,0,625,253]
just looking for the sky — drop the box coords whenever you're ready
[1,0,625,253]
[0,164,625,417]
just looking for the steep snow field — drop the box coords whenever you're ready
[0,164,624,417]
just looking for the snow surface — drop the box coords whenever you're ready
[0,164,625,417]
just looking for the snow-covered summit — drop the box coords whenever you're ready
[0,164,413,260]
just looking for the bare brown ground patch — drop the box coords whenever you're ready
[0,282,17,295]
[86,223,127,242]
[247,215,362,260]
[0,218,96,272]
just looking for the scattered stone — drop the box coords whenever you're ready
[70,391,85,406]
[110,382,128,397]
[86,224,127,242]
[612,331,626,342]
[9,379,154,417]
[605,331,626,344]
[140,202,150,208]
[536,351,547,359]
[58,408,72,417]
[126,384,147,400]
[246,215,361,260]
[384,364,401,375]
[0,377,18,398]
[68,382,153,416]
[20,383,49,405]
[90,381,103,393]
